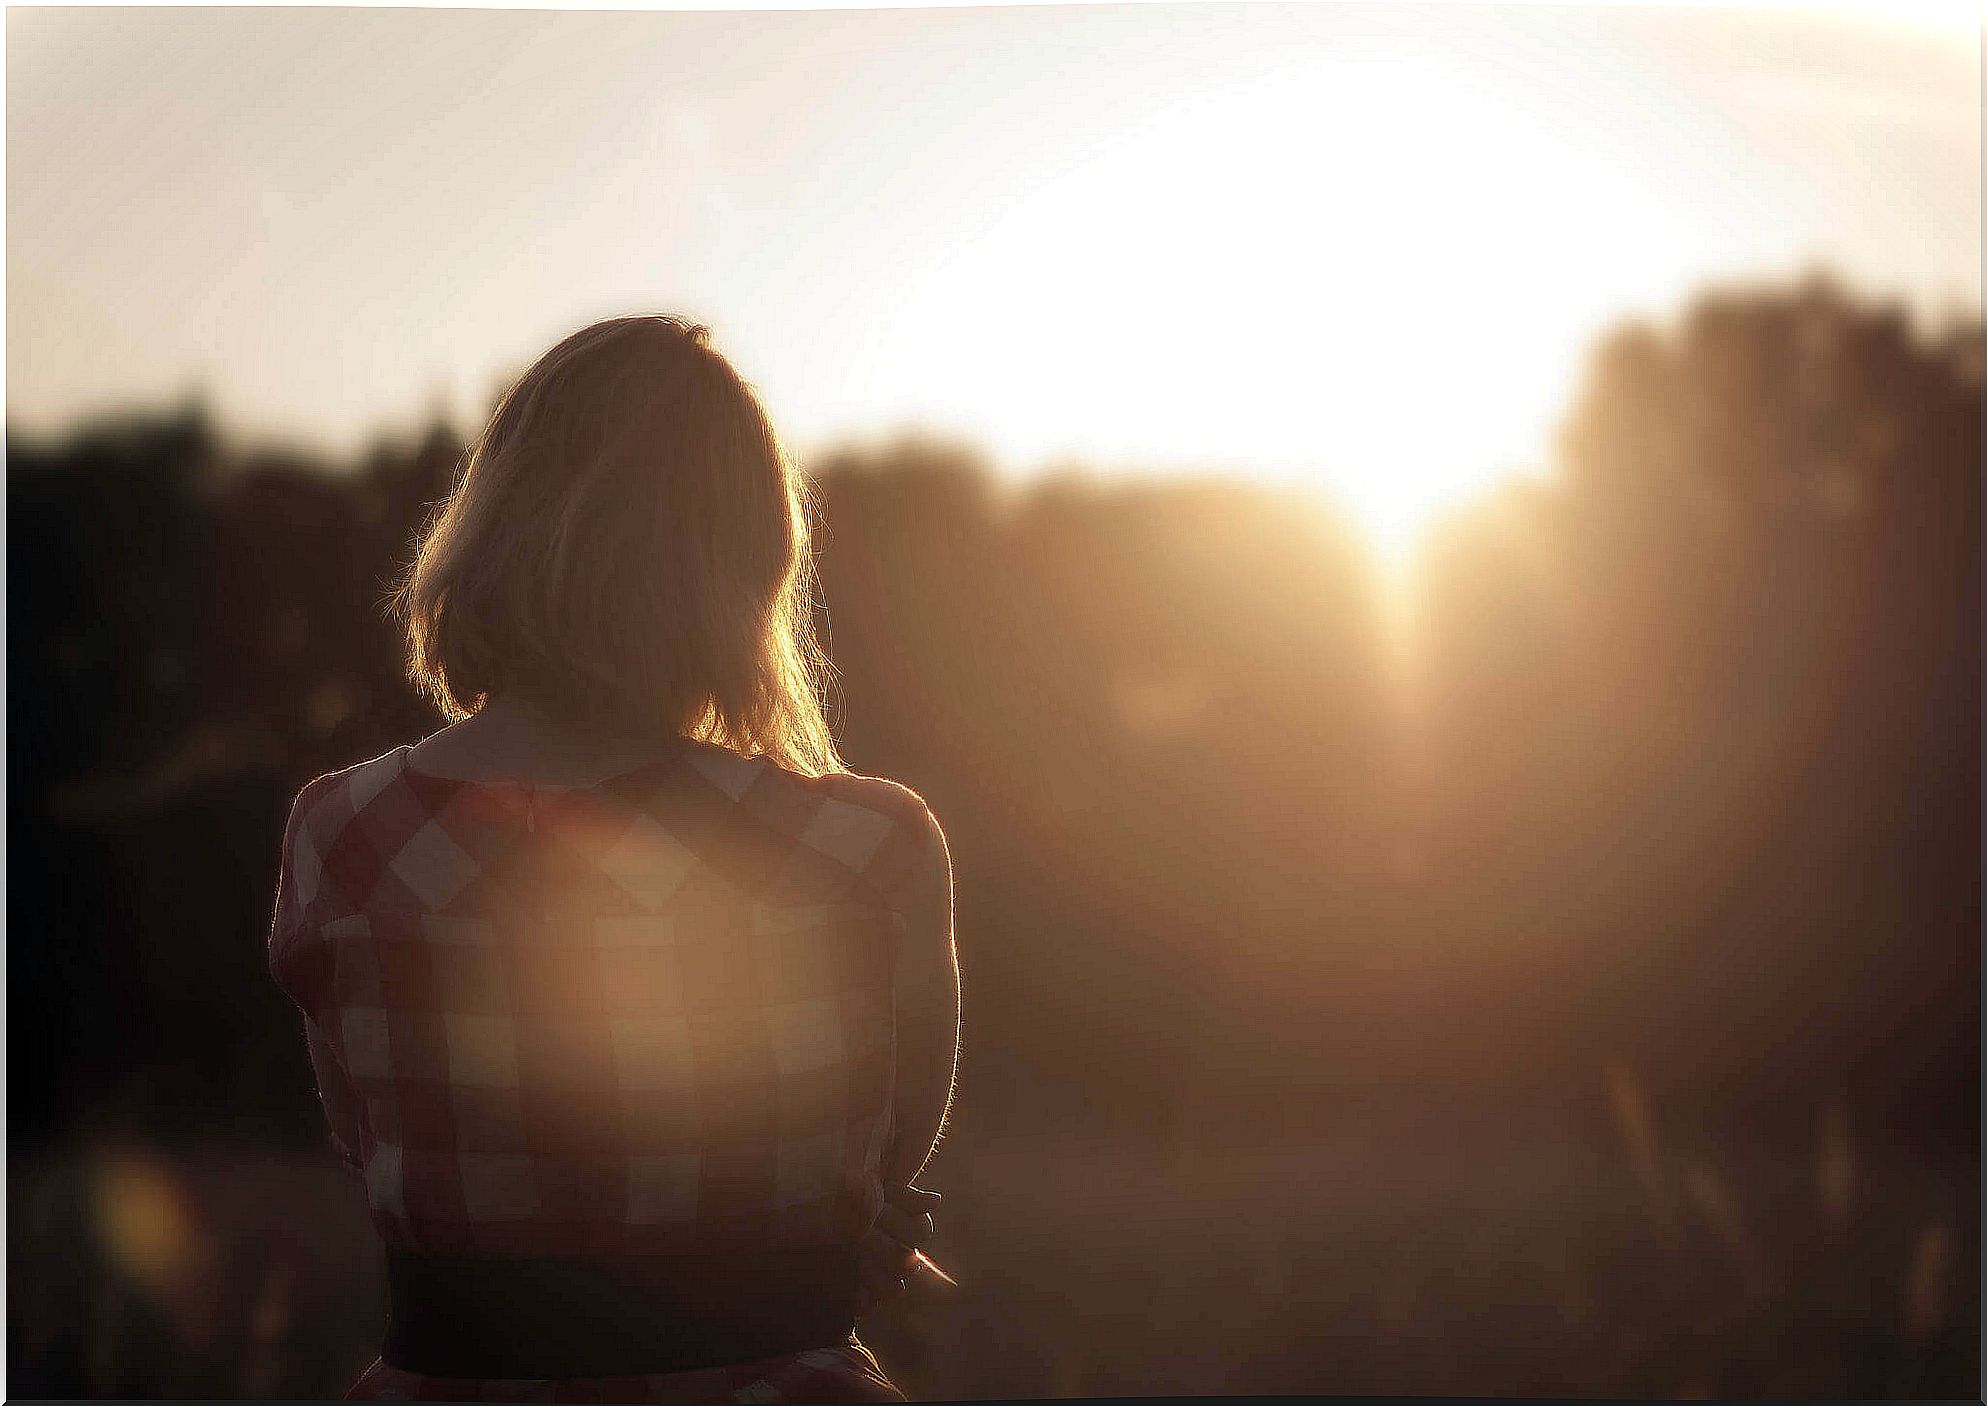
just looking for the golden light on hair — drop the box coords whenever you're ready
[392,314,842,776]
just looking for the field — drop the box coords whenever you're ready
[13,1111,1976,1400]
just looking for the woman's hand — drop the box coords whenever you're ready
[855,1184,942,1319]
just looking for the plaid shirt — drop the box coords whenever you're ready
[268,737,957,1263]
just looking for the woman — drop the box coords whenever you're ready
[267,316,960,1402]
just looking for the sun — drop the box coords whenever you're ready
[868,43,1704,565]
[1318,459,1501,573]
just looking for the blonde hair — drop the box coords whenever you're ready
[393,314,842,776]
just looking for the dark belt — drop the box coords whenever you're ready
[382,1244,862,1379]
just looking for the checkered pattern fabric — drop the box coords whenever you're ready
[268,738,952,1263]
[342,1335,906,1402]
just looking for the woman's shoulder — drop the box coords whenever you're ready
[670,741,946,889]
[784,767,947,910]
[803,768,939,835]
[280,744,413,850]
[785,765,944,866]
[673,739,935,831]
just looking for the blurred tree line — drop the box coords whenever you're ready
[8,272,1978,1164]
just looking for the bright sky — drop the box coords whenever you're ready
[7,2,1979,547]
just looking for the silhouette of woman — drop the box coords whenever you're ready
[267,316,960,1402]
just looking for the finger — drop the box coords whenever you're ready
[887,1185,942,1216]
[908,1250,959,1288]
[876,1204,937,1248]
[874,1205,917,1245]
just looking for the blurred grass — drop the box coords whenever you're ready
[12,1085,1976,1399]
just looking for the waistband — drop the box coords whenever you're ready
[381,1243,862,1379]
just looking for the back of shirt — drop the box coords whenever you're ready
[268,737,955,1260]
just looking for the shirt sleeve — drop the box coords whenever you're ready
[269,778,364,1175]
[269,783,311,973]
[306,1012,365,1175]
[878,796,959,1189]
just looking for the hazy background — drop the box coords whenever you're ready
[7,2,1980,1400]
[9,1,1979,535]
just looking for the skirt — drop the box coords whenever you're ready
[344,1335,907,1403]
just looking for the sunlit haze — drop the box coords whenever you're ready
[8,3,1978,554]
[9,11,1983,1398]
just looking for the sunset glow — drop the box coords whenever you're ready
[7,2,1978,566]
[9,6,1981,1400]
[907,56,1608,555]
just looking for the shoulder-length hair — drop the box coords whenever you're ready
[392,314,842,776]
